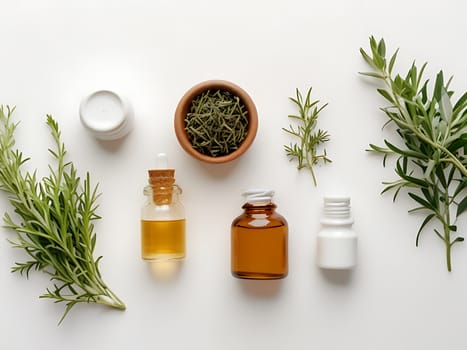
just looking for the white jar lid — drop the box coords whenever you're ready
[79,90,134,140]
[242,189,274,204]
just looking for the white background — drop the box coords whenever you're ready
[0,1,466,349]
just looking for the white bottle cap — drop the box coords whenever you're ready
[242,189,274,204]
[322,195,353,223]
[79,90,134,140]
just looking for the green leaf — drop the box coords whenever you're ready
[408,192,434,211]
[408,62,417,88]
[416,213,435,246]
[453,92,467,112]
[359,48,376,68]
[372,51,385,70]
[384,140,427,160]
[447,133,467,153]
[451,237,464,246]
[287,115,303,121]
[453,178,467,198]
[433,71,444,102]
[421,187,434,205]
[359,71,386,80]
[381,179,417,201]
[388,48,399,74]
[439,88,453,121]
[377,89,395,104]
[368,143,392,153]
[420,79,429,104]
[377,38,386,57]
[457,196,467,217]
[417,62,428,88]
[447,164,457,184]
[424,159,436,179]
[434,165,447,188]
[399,172,429,188]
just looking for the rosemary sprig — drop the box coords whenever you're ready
[283,87,331,186]
[0,106,125,323]
[360,36,467,271]
[185,89,249,157]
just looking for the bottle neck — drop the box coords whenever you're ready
[144,184,181,205]
[242,201,276,214]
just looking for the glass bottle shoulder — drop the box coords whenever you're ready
[232,203,287,229]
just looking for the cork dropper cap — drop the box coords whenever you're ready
[148,153,175,205]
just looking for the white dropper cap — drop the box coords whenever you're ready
[156,153,169,169]
[242,189,274,204]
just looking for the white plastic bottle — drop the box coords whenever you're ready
[317,196,357,269]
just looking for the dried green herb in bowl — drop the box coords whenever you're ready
[186,89,249,157]
[174,80,258,164]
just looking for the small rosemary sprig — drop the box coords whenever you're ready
[0,106,125,323]
[360,36,467,271]
[283,87,331,186]
[185,89,249,157]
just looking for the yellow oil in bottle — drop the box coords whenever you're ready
[141,219,186,261]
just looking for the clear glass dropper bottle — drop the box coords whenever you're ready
[140,153,185,261]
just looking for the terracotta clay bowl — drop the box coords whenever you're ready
[174,80,258,164]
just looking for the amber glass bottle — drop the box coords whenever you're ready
[141,154,185,261]
[231,190,288,279]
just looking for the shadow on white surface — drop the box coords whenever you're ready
[319,268,354,285]
[236,279,284,298]
[183,154,250,179]
[94,135,131,152]
[147,260,184,282]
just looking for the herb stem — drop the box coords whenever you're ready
[438,183,453,271]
